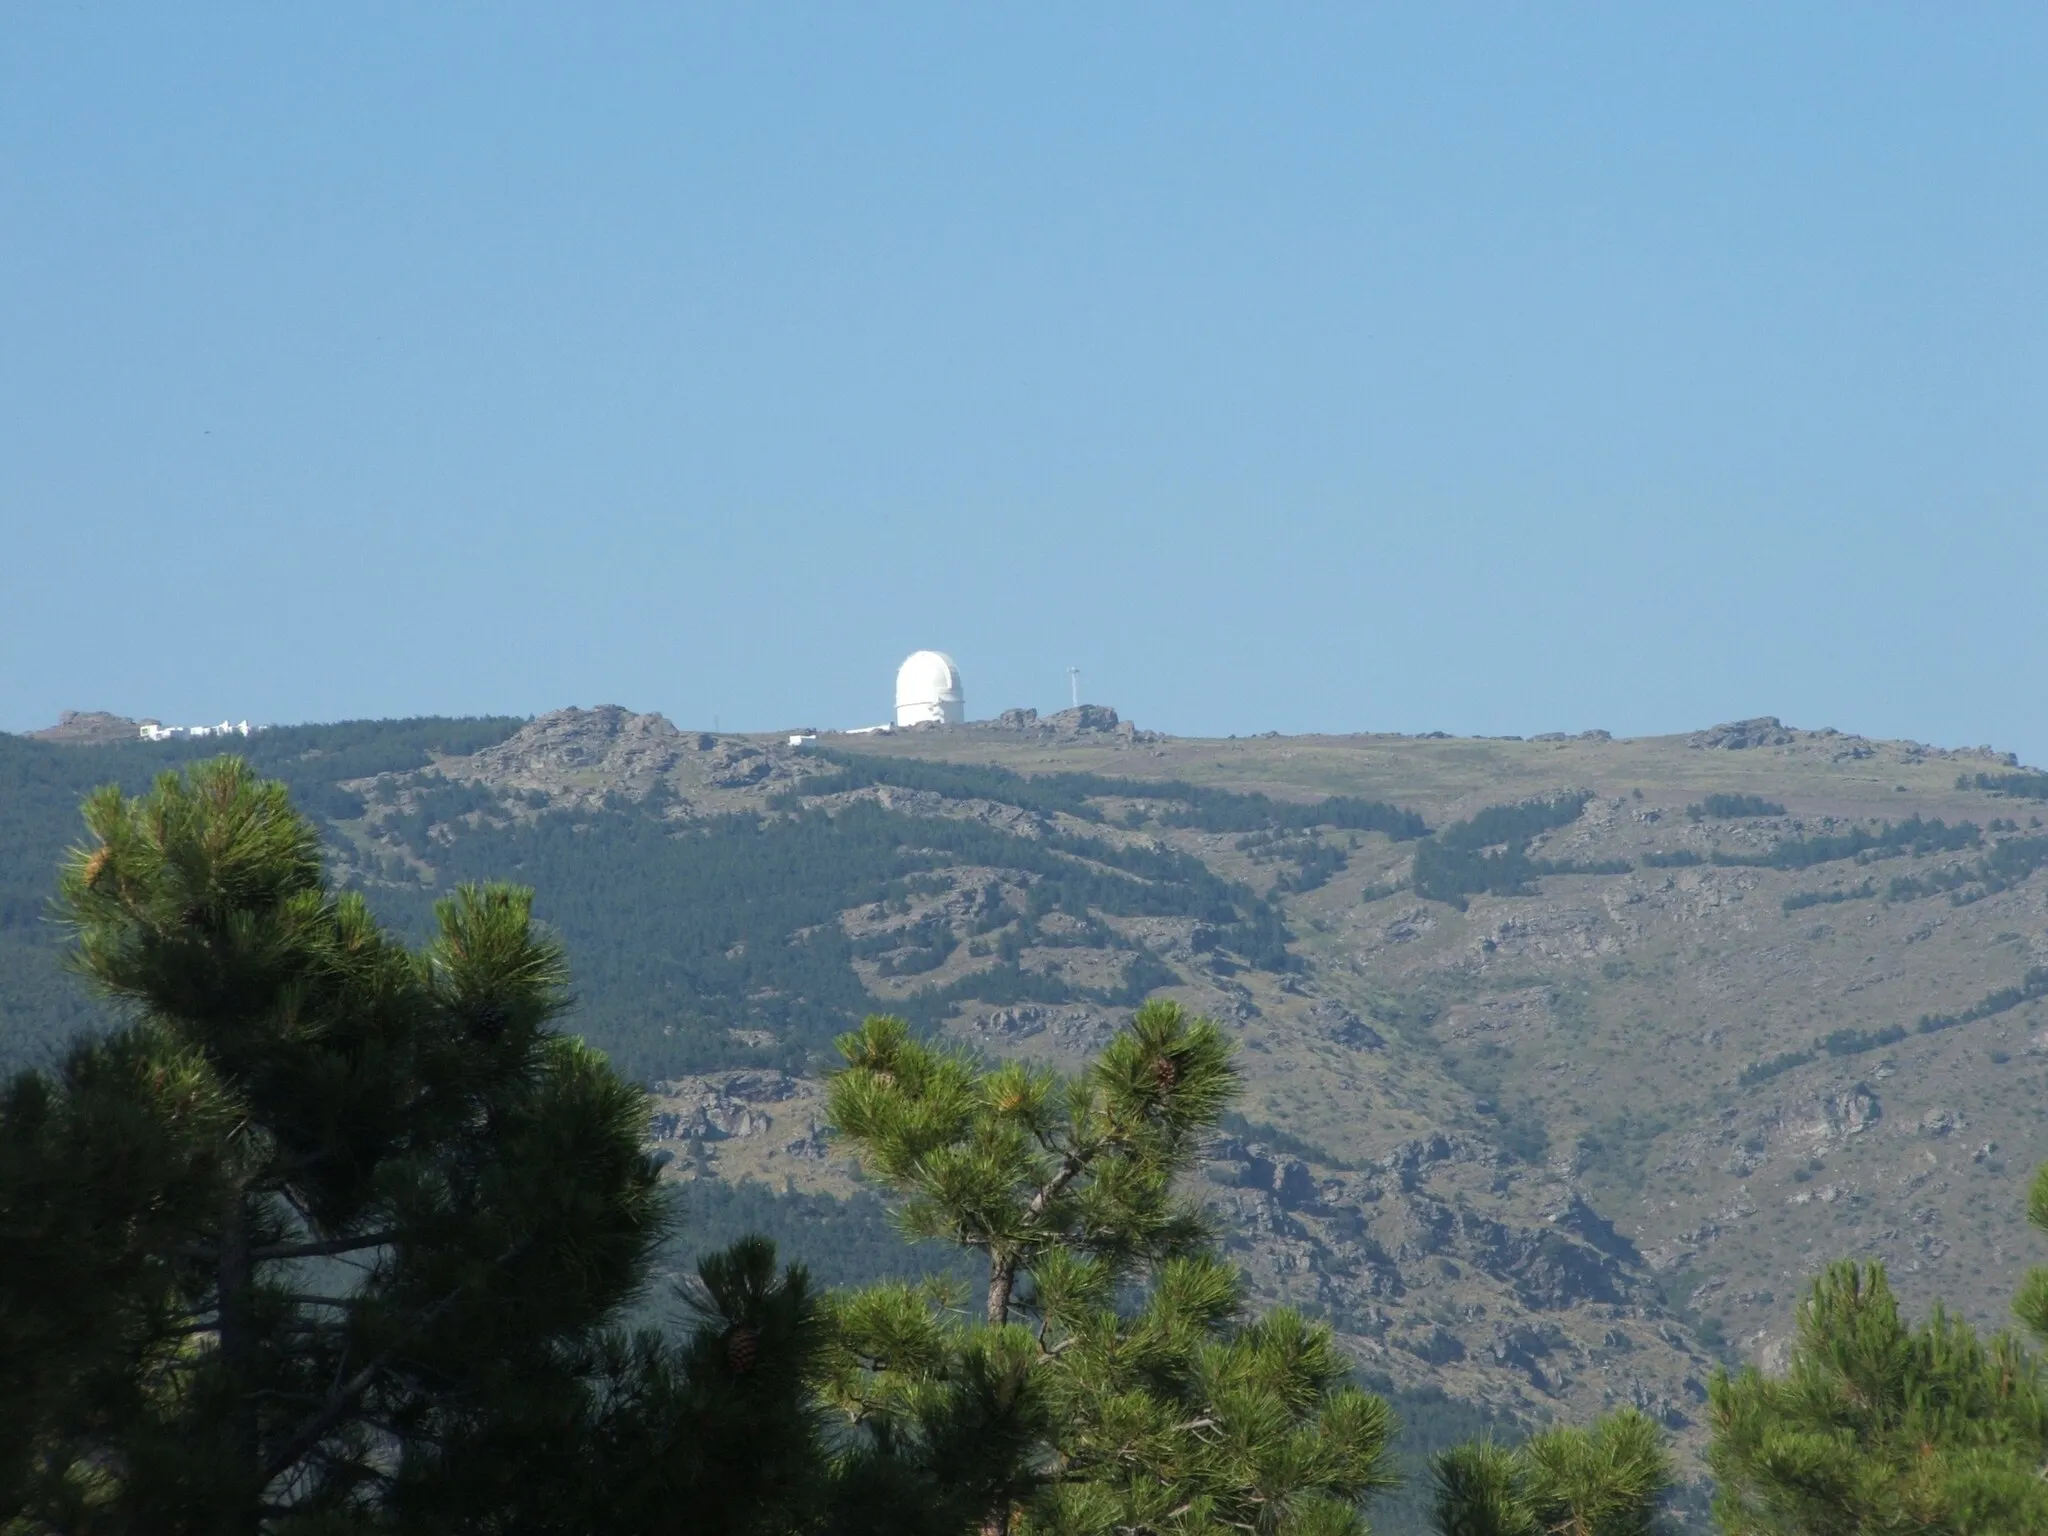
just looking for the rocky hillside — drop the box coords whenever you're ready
[11,703,2048,1500]
[296,706,2046,1465]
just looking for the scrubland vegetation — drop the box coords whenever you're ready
[9,758,2048,1533]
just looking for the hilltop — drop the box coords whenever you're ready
[6,705,2047,1514]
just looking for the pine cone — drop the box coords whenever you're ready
[1152,1055,1179,1092]
[726,1324,760,1375]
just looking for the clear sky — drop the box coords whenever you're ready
[4,7,2044,758]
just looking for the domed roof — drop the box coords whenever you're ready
[895,650,965,726]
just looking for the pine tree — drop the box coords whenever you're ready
[1427,1410,1670,1536]
[1705,1156,2048,1534]
[1707,1257,2048,1534]
[821,1004,1397,1536]
[0,759,824,1534]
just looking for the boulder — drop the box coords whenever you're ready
[1689,717,1797,750]
[1307,999,1386,1051]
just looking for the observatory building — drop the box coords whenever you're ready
[895,650,965,727]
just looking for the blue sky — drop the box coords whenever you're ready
[4,7,2044,757]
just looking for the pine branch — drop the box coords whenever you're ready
[260,1288,460,1484]
[252,1230,402,1261]
[260,1237,531,1486]
[1025,1148,1090,1220]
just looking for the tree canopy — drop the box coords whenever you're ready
[1707,1165,2048,1534]
[823,1003,1399,1536]
[0,759,823,1534]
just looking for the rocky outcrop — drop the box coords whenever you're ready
[28,710,142,745]
[432,707,820,808]
[1203,1122,1699,1422]
[973,705,1155,742]
[1306,999,1386,1050]
[1690,717,1798,750]
[451,706,687,801]
[650,1070,797,1141]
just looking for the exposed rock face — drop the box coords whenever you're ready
[1545,1193,1643,1265]
[704,740,775,788]
[1050,704,1124,733]
[652,1093,771,1141]
[649,1070,797,1140]
[1205,1125,1700,1425]
[974,704,1154,742]
[1690,718,1798,750]
[1307,999,1386,1051]
[28,710,141,745]
[966,1004,1117,1047]
[425,707,823,811]
[455,706,686,801]
[202,699,2048,1470]
[1827,1085,1882,1137]
[974,1004,1048,1039]
[1683,715,2018,764]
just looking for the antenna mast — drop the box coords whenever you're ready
[1068,667,1080,709]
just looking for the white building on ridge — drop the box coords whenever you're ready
[894,651,965,727]
[139,719,254,742]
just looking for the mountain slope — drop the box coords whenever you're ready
[7,704,2046,1507]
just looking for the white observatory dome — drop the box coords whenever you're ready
[895,650,965,727]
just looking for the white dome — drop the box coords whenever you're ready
[895,650,965,727]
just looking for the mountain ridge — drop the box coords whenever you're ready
[8,704,2048,1503]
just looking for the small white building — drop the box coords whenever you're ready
[894,651,964,727]
[139,719,254,742]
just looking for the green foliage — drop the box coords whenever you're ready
[1216,1110,1356,1170]
[823,1005,1397,1535]
[828,1003,1233,1320]
[1446,795,1595,854]
[1912,965,2048,1037]
[389,1240,829,1536]
[1353,1377,1511,1536]
[0,725,883,1080]
[1236,831,1352,894]
[1737,1019,1913,1086]
[1779,881,1873,914]
[0,758,823,1534]
[1817,1025,1906,1057]
[1706,1164,2048,1532]
[1958,770,2048,800]
[2014,1162,2048,1342]
[0,725,1495,1091]
[1411,795,1595,909]
[0,721,524,1075]
[404,793,1293,1081]
[1687,795,1786,820]
[1709,1262,2048,1534]
[1885,833,2048,905]
[670,1178,980,1293]
[1708,816,1980,872]
[1441,1050,1550,1165]
[1428,1410,1670,1536]
[785,753,1429,840]
[1153,786,1424,839]
[1736,1050,1816,1087]
[1574,1111,1671,1196]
